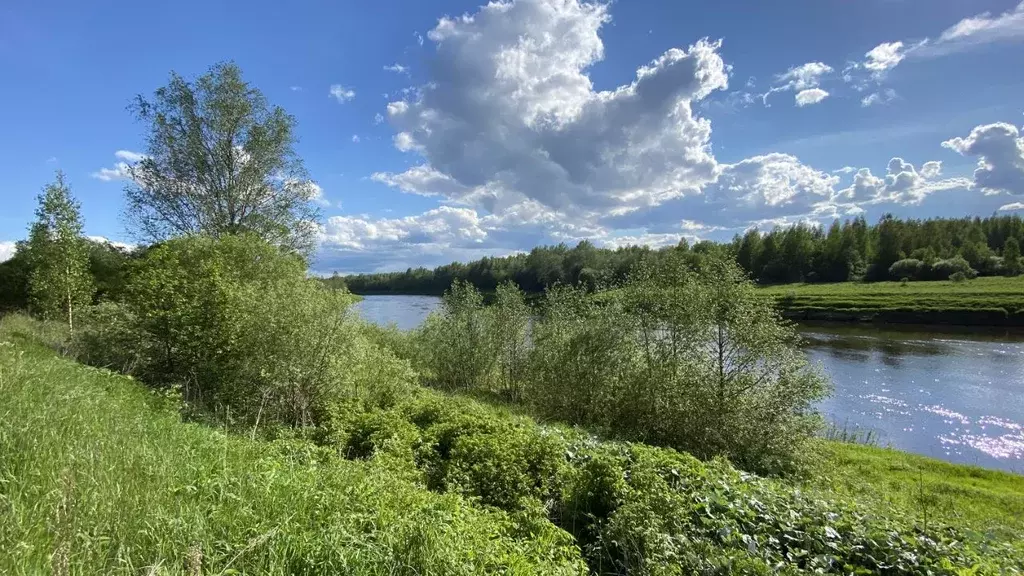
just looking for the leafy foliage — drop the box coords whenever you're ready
[126,62,320,255]
[87,234,413,428]
[323,380,1023,575]
[419,280,496,391]
[0,238,133,314]
[492,282,531,401]
[24,172,94,330]
[0,334,586,575]
[1005,237,1022,276]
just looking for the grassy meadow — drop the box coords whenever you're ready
[759,276,1024,325]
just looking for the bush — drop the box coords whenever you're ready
[888,258,925,280]
[323,383,1022,575]
[931,256,978,280]
[86,234,414,429]
[491,282,531,401]
[527,285,638,428]
[69,302,142,373]
[621,256,829,475]
[528,256,828,476]
[418,280,495,391]
[950,271,968,282]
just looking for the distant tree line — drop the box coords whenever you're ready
[335,214,1024,294]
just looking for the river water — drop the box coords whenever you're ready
[353,295,1024,473]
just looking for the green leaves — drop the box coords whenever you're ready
[126,62,319,256]
[96,234,411,429]
[25,172,94,331]
[533,254,829,475]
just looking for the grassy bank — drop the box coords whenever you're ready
[0,327,583,575]
[813,443,1024,539]
[3,320,1022,574]
[759,276,1024,326]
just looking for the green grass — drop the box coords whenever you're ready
[4,315,1023,573]
[812,442,1024,539]
[757,276,1024,324]
[0,327,584,575]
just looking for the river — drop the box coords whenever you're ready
[353,294,1024,473]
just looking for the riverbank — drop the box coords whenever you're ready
[759,276,1024,326]
[815,442,1024,539]
[5,316,1022,572]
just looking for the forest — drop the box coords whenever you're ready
[2,62,1022,574]
[337,214,1024,295]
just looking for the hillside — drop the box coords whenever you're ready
[0,324,583,575]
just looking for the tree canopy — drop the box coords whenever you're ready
[24,172,94,330]
[337,214,1024,294]
[125,62,320,255]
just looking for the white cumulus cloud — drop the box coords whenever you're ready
[92,150,147,181]
[942,122,1024,195]
[795,88,829,107]
[763,62,832,106]
[376,0,728,218]
[841,157,970,204]
[329,84,356,103]
[0,241,16,263]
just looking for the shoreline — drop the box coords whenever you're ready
[779,306,1024,327]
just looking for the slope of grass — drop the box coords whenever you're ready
[758,277,1024,325]
[812,443,1024,540]
[0,330,584,575]
[4,315,1023,574]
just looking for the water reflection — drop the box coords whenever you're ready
[353,296,1024,473]
[803,323,1024,473]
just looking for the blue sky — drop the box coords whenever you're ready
[2,0,1023,272]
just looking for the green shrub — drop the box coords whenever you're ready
[931,256,978,280]
[492,282,531,401]
[888,258,925,280]
[625,257,829,475]
[323,382,1023,575]
[950,271,968,282]
[69,302,143,373]
[418,280,496,391]
[527,285,639,428]
[80,234,414,429]
[527,256,828,476]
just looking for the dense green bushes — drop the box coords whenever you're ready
[322,385,1023,575]
[890,256,980,281]
[71,234,415,430]
[412,255,828,475]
